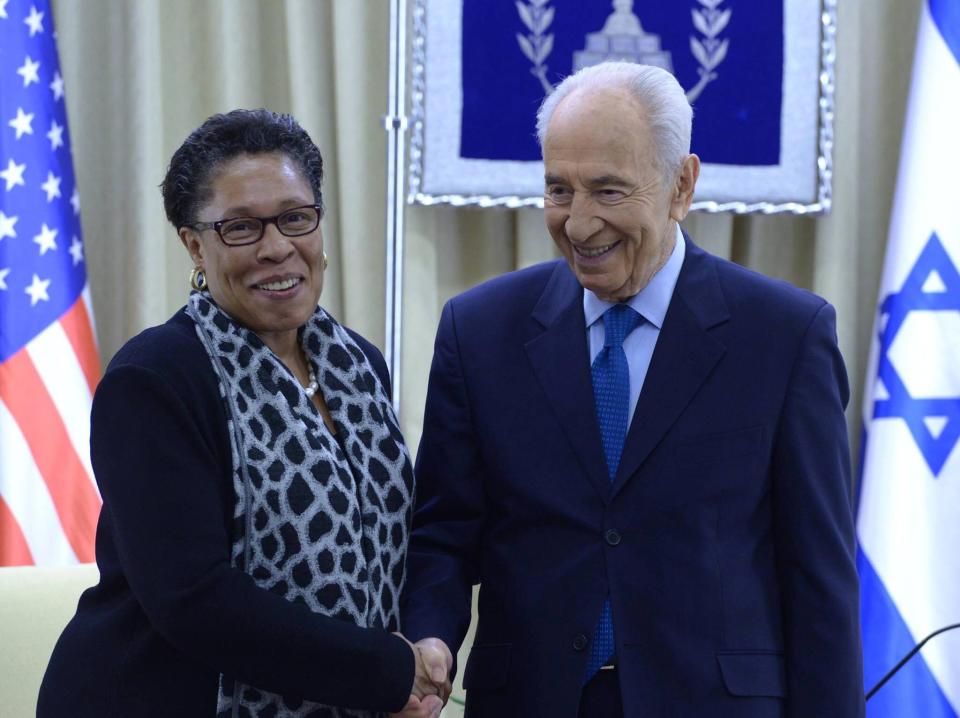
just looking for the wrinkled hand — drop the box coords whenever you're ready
[393,634,453,707]
[389,692,444,718]
[415,637,453,701]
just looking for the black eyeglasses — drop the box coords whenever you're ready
[187,203,323,246]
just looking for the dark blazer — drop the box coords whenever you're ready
[38,309,413,717]
[401,238,864,717]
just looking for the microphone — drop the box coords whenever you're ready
[865,622,960,701]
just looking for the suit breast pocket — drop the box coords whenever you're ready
[674,425,764,469]
[650,426,765,512]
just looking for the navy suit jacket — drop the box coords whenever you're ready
[401,238,864,717]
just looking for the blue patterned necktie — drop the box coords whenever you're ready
[585,303,643,681]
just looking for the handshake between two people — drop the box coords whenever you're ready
[391,635,454,718]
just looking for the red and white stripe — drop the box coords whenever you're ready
[0,287,101,566]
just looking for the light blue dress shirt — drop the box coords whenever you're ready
[584,225,685,423]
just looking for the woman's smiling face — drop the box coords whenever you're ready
[180,152,324,351]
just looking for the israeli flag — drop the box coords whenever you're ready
[857,0,960,715]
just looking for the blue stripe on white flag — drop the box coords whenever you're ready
[857,0,960,713]
[929,0,960,65]
[859,546,957,717]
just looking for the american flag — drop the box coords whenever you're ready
[0,0,100,566]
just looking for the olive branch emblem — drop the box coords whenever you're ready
[686,0,731,102]
[514,0,732,103]
[515,0,556,95]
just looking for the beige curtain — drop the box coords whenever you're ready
[53,0,392,355]
[50,0,923,713]
[53,0,922,454]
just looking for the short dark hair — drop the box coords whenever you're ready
[161,108,324,230]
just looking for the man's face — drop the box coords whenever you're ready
[543,86,698,302]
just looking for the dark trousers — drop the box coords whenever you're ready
[578,668,624,718]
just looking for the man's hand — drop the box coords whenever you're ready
[394,634,454,706]
[416,637,453,699]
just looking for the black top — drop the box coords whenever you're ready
[38,309,413,717]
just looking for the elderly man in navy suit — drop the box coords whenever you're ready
[399,62,864,718]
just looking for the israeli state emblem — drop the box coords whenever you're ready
[424,0,795,197]
[516,0,731,103]
[872,233,960,477]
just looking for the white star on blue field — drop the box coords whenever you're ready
[873,232,960,477]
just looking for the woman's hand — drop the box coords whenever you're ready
[389,693,444,718]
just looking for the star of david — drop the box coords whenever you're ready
[874,232,960,477]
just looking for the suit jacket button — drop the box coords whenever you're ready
[573,634,588,651]
[605,529,622,546]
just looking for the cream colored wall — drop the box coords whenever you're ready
[0,564,99,718]
[49,0,923,713]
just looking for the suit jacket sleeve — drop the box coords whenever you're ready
[401,300,484,661]
[771,302,865,717]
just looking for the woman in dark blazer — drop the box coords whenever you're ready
[38,109,448,718]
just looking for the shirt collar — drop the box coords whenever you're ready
[583,224,685,330]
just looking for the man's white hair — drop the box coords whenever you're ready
[535,62,692,182]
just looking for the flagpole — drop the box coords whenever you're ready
[384,0,408,415]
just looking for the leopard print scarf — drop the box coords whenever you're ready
[186,292,414,718]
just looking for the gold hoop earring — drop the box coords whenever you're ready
[190,267,207,292]
[322,251,328,271]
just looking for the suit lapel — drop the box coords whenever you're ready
[525,263,612,502]
[612,239,730,498]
